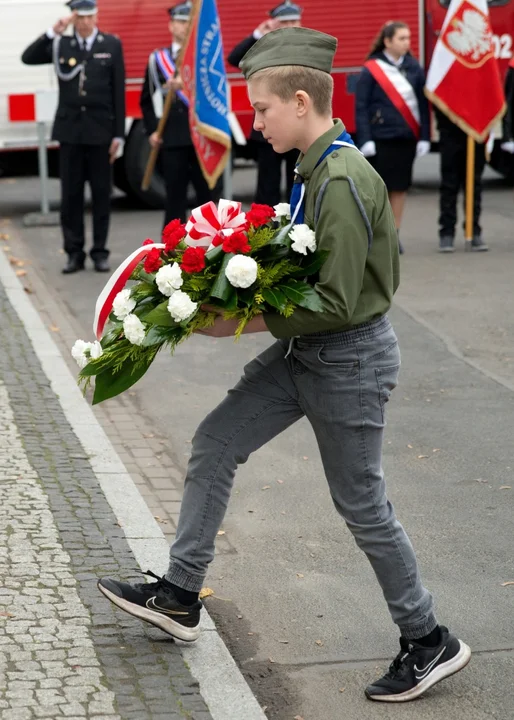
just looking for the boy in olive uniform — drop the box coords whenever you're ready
[98,28,470,702]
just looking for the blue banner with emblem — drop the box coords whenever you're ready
[181,0,231,188]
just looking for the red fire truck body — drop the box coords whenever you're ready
[3,0,514,203]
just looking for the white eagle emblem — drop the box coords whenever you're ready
[446,9,492,61]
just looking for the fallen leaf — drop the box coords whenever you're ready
[217,530,226,536]
[49,325,60,333]
[0,611,15,618]
[302,456,308,460]
[279,640,289,644]
[296,573,304,579]
[15,269,27,277]
[475,479,488,484]
[23,287,33,294]
[2,246,11,252]
[276,479,284,484]
[142,433,154,438]
[339,688,345,693]
[262,485,271,490]
[199,587,214,599]
[418,455,429,459]
[294,715,304,720]
[407,444,413,449]
[501,581,514,587]
[153,516,168,524]
[248,632,254,636]
[315,640,324,646]
[0,233,10,240]
[237,615,243,619]
[71,665,81,670]
[499,486,511,490]
[268,657,275,663]
[280,511,286,515]
[433,448,440,453]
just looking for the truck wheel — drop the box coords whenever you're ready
[488,141,514,185]
[122,120,166,208]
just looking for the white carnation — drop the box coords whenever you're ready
[273,203,291,219]
[123,314,146,345]
[112,288,136,320]
[156,262,183,296]
[167,290,198,322]
[225,255,258,289]
[71,340,91,369]
[89,340,103,360]
[289,224,316,255]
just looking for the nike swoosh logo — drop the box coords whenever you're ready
[414,646,446,680]
[146,597,190,616]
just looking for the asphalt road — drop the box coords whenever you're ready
[1,155,514,720]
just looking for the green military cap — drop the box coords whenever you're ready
[240,27,337,78]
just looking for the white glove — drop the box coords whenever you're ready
[360,141,376,158]
[501,140,514,154]
[416,140,431,157]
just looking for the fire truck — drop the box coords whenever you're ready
[2,0,514,207]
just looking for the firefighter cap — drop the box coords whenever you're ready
[269,1,303,21]
[168,1,192,20]
[66,0,97,15]
[240,27,337,78]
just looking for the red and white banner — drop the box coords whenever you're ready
[364,59,420,139]
[425,0,506,141]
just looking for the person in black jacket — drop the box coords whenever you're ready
[227,1,302,207]
[501,60,514,157]
[21,0,125,274]
[140,1,212,228]
[355,22,430,253]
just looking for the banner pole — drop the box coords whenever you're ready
[464,135,475,250]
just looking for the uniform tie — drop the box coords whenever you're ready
[289,129,356,226]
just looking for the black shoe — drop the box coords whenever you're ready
[94,258,111,272]
[62,256,85,274]
[365,626,471,702]
[470,235,489,252]
[97,570,202,642]
[438,236,455,253]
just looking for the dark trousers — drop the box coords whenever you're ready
[255,143,297,207]
[59,143,112,261]
[162,146,213,226]
[439,128,486,238]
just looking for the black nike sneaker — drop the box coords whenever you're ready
[365,626,471,702]
[97,570,202,642]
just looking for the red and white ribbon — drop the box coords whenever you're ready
[93,243,165,340]
[185,199,246,247]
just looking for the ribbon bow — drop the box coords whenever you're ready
[185,199,247,247]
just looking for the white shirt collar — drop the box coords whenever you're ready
[383,50,404,68]
[171,41,181,57]
[76,27,98,51]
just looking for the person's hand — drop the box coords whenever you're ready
[195,309,267,337]
[255,18,280,36]
[108,138,121,164]
[360,141,376,158]
[149,132,163,149]
[53,15,73,34]
[416,140,431,157]
[501,140,514,154]
[165,75,184,92]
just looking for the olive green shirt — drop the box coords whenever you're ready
[264,119,400,338]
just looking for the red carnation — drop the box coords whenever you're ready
[222,231,251,254]
[143,238,154,246]
[144,248,163,273]
[181,246,206,274]
[162,219,187,252]
[245,203,275,229]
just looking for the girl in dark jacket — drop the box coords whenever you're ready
[355,22,430,251]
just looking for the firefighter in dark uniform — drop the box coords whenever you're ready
[140,1,212,227]
[227,1,302,207]
[21,0,126,274]
[501,59,514,157]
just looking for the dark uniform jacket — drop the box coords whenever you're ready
[21,31,125,145]
[140,48,191,148]
[227,34,263,144]
[355,52,429,146]
[503,66,514,142]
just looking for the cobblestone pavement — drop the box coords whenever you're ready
[0,283,213,719]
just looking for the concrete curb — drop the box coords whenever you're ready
[0,246,267,720]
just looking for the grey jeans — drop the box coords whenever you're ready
[167,315,437,639]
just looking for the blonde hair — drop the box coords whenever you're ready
[250,65,333,116]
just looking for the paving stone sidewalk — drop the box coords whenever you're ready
[0,282,213,719]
